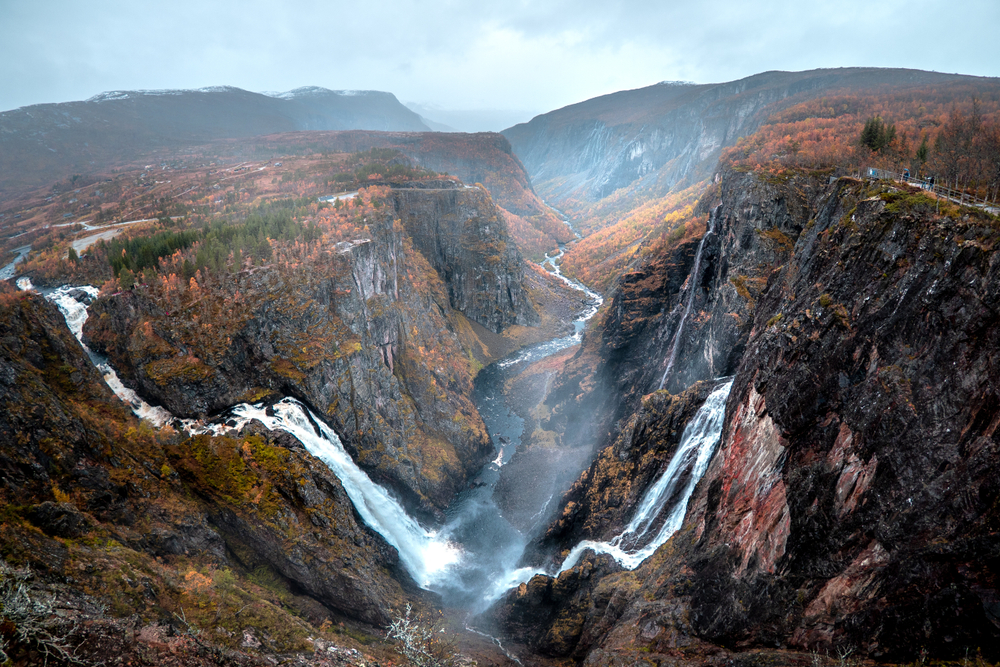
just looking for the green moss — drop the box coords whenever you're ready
[766,313,783,328]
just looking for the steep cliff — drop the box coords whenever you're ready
[83,183,537,517]
[494,169,813,524]
[685,177,1000,660]
[489,170,1000,664]
[391,184,539,333]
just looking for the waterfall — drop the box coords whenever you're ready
[28,283,462,589]
[217,400,462,588]
[657,212,718,390]
[27,283,175,426]
[486,380,732,599]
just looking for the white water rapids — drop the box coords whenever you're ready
[216,400,462,588]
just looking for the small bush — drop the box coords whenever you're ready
[386,604,455,667]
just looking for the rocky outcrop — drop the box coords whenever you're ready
[0,287,126,498]
[490,171,1000,663]
[483,552,622,658]
[391,183,539,333]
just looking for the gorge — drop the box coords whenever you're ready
[2,67,1000,667]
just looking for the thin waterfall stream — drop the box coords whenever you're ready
[658,212,717,390]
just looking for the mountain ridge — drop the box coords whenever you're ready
[502,67,1000,211]
[0,85,430,198]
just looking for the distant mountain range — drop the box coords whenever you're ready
[502,67,1000,207]
[0,86,429,196]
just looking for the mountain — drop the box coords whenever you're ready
[5,66,1000,667]
[0,86,429,197]
[503,68,1000,214]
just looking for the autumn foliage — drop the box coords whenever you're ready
[722,86,1000,200]
[559,182,709,293]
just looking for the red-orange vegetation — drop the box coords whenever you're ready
[560,182,709,293]
[722,87,1000,200]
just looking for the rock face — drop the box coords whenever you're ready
[686,176,1000,659]
[489,170,1000,663]
[499,170,810,513]
[83,183,535,516]
[391,184,539,333]
[0,287,124,498]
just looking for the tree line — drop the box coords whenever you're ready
[101,199,322,288]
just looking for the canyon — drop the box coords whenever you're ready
[2,67,1000,666]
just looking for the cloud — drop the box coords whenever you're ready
[1,0,998,116]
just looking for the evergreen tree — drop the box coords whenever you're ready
[860,116,897,153]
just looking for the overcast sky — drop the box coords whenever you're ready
[3,0,998,127]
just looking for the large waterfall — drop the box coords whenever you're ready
[488,379,733,598]
[30,282,464,589]
[218,400,462,588]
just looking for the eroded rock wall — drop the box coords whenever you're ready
[391,184,538,333]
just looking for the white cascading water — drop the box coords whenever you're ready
[214,400,462,588]
[28,283,175,426]
[28,281,463,589]
[486,379,733,600]
[25,256,715,611]
[658,212,718,390]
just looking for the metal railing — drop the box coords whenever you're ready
[861,167,998,214]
